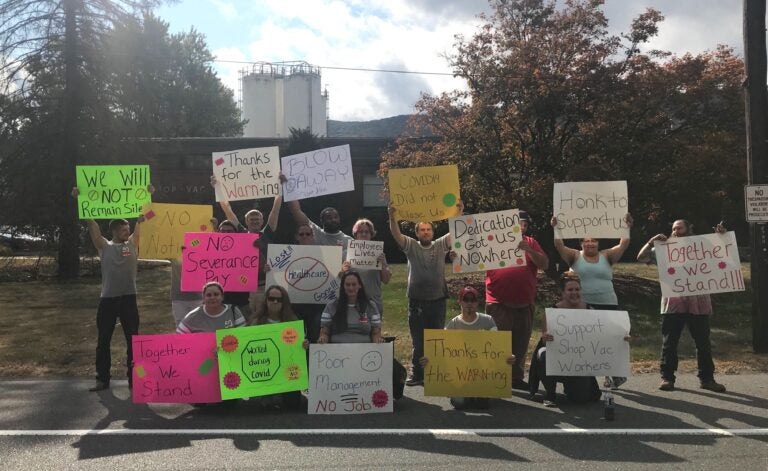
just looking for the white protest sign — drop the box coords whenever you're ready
[655,231,745,297]
[545,308,630,377]
[281,145,354,202]
[308,343,393,415]
[449,209,526,273]
[212,147,281,202]
[553,181,629,239]
[265,244,342,304]
[345,240,384,271]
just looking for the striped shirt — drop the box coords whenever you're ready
[177,305,246,334]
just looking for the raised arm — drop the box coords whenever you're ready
[388,205,406,249]
[518,238,549,270]
[637,233,666,263]
[128,214,145,245]
[87,219,107,251]
[443,199,465,245]
[211,175,241,227]
[550,216,579,266]
[602,214,633,264]
[265,195,282,232]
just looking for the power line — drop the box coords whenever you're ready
[211,58,457,77]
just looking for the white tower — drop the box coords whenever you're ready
[240,61,328,138]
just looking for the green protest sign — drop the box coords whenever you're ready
[76,165,151,219]
[216,321,308,400]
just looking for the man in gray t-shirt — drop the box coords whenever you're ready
[86,216,143,392]
[287,200,353,258]
[388,203,462,385]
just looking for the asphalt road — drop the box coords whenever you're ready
[1,374,767,470]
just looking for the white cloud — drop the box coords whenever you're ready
[208,0,239,22]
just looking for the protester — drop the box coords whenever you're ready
[318,271,382,344]
[211,175,282,321]
[636,219,727,393]
[550,214,633,309]
[250,284,306,410]
[529,275,604,407]
[388,202,462,386]
[341,218,391,317]
[72,186,149,392]
[176,281,246,334]
[484,210,549,391]
[420,286,515,409]
[286,200,354,258]
[286,223,326,343]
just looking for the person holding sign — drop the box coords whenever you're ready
[72,186,149,392]
[318,271,382,344]
[550,214,633,310]
[176,282,247,334]
[420,286,515,409]
[529,275,604,407]
[341,218,392,317]
[484,210,549,391]
[636,219,727,393]
[251,285,307,410]
[211,175,283,320]
[389,202,463,386]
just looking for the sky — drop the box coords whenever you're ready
[156,0,746,122]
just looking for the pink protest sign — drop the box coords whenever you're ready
[181,232,260,292]
[132,333,221,404]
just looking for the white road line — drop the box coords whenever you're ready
[1,428,768,437]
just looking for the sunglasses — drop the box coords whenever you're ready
[267,296,283,303]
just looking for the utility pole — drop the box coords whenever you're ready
[744,0,768,352]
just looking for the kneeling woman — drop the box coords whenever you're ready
[318,271,383,344]
[529,275,604,407]
[177,281,246,334]
[250,285,307,410]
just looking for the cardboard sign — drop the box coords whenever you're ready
[212,146,281,202]
[139,203,213,260]
[544,308,630,377]
[181,232,260,292]
[76,165,151,219]
[265,244,342,304]
[308,343,394,415]
[450,209,526,273]
[132,333,220,404]
[388,165,461,222]
[423,329,512,398]
[655,231,745,297]
[216,322,308,400]
[552,181,629,239]
[281,145,354,202]
[345,240,384,271]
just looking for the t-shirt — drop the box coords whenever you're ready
[445,313,498,331]
[357,264,385,317]
[321,300,381,343]
[485,236,543,306]
[100,239,138,298]
[176,304,246,334]
[309,220,353,258]
[402,234,450,301]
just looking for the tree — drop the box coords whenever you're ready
[0,1,244,276]
[380,0,745,247]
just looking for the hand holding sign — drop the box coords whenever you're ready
[388,165,461,222]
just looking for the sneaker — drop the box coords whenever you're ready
[659,379,675,391]
[512,379,529,391]
[700,380,726,393]
[405,376,423,387]
[543,392,557,407]
[88,381,109,392]
[610,377,627,390]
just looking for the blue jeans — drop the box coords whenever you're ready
[408,297,446,379]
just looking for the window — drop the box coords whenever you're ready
[363,175,387,207]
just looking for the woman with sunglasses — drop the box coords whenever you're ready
[318,271,382,344]
[419,286,515,409]
[250,285,307,410]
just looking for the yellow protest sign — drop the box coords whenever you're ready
[423,329,512,398]
[139,203,213,260]
[388,165,461,222]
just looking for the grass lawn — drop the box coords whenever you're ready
[0,261,765,378]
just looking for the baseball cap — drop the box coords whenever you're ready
[458,286,479,302]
